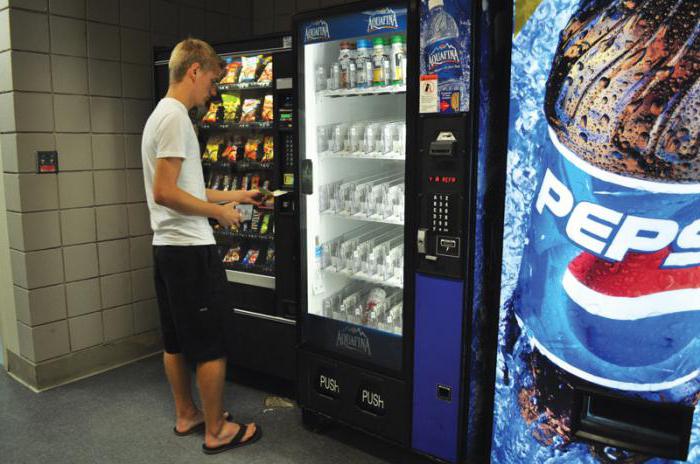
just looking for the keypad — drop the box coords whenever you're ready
[431,193,452,234]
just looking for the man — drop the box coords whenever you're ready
[141,38,262,454]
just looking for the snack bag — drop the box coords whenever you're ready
[202,102,221,123]
[241,174,250,190]
[250,174,260,190]
[239,56,261,83]
[221,174,232,191]
[210,173,222,190]
[262,135,274,162]
[220,58,242,84]
[220,143,237,163]
[257,56,273,83]
[221,94,241,121]
[260,213,271,235]
[240,98,261,123]
[251,210,261,232]
[262,95,273,122]
[243,248,259,265]
[230,175,240,190]
[245,137,261,161]
[223,246,242,263]
[266,245,276,267]
[203,137,222,162]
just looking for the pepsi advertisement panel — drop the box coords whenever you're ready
[492,0,700,463]
[302,6,408,44]
[419,0,471,113]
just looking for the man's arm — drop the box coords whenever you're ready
[153,157,240,227]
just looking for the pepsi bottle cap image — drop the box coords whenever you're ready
[513,0,700,391]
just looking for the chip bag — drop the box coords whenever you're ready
[239,56,261,83]
[258,56,273,83]
[245,136,261,161]
[220,58,242,84]
[262,135,274,162]
[203,137,223,162]
[240,98,261,123]
[221,94,241,121]
[202,102,221,123]
[262,95,273,122]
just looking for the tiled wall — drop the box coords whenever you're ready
[0,0,254,381]
[0,0,359,383]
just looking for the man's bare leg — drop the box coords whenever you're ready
[197,357,257,448]
[163,352,202,432]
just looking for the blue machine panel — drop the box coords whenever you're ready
[412,273,464,463]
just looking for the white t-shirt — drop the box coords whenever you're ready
[141,97,215,246]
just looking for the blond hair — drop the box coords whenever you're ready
[168,38,222,83]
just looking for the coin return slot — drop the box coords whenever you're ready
[573,389,693,461]
[437,385,451,402]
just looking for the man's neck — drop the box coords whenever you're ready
[165,83,193,110]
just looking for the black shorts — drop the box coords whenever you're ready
[153,245,228,364]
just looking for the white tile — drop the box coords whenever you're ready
[98,238,130,275]
[126,169,145,202]
[53,94,90,133]
[49,0,85,18]
[150,0,178,36]
[0,92,14,132]
[55,133,92,171]
[50,15,86,56]
[131,267,155,301]
[129,235,153,269]
[95,204,128,241]
[133,298,159,333]
[93,170,126,205]
[65,278,101,317]
[69,312,103,351]
[123,99,152,134]
[120,0,149,30]
[0,10,9,52]
[10,9,49,53]
[14,284,66,326]
[63,243,99,282]
[58,171,94,208]
[60,207,96,245]
[0,50,11,92]
[92,134,125,169]
[18,320,70,362]
[86,0,118,24]
[87,22,120,60]
[90,97,123,133]
[51,55,88,94]
[100,272,132,308]
[15,92,54,132]
[4,173,59,212]
[7,211,61,251]
[124,134,142,168]
[103,304,134,341]
[11,51,51,92]
[179,6,205,39]
[127,203,151,236]
[11,248,64,289]
[120,27,151,64]
[88,58,121,97]
[121,62,152,99]
[9,0,47,11]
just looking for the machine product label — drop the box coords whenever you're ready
[301,6,407,44]
[317,369,340,398]
[336,326,372,357]
[357,385,386,415]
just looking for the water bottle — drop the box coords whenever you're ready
[423,0,465,109]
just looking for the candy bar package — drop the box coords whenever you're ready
[251,210,261,232]
[240,98,261,123]
[262,95,273,122]
[219,58,242,84]
[241,174,250,190]
[258,56,273,83]
[242,248,259,266]
[230,175,240,190]
[239,56,261,83]
[265,245,275,267]
[221,173,232,191]
[244,136,261,161]
[221,94,241,121]
[209,173,222,190]
[202,102,221,123]
[223,245,242,264]
[203,137,223,162]
[262,135,274,162]
[250,174,260,190]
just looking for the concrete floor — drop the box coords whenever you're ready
[0,355,429,464]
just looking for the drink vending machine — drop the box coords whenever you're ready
[294,1,510,462]
[154,35,300,381]
[491,0,700,462]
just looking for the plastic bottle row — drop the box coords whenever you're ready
[320,224,404,286]
[321,282,403,335]
[315,36,407,92]
[317,120,406,158]
[319,173,404,223]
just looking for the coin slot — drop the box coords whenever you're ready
[436,384,451,402]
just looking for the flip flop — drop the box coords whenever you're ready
[201,423,263,455]
[173,411,232,436]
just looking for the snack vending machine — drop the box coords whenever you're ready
[491,0,700,462]
[294,1,510,462]
[154,35,300,381]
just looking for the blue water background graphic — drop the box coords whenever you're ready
[491,0,700,462]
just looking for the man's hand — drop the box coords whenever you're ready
[214,201,241,228]
[237,189,266,206]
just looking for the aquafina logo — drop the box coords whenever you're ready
[367,8,399,32]
[304,20,330,43]
[427,41,461,78]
